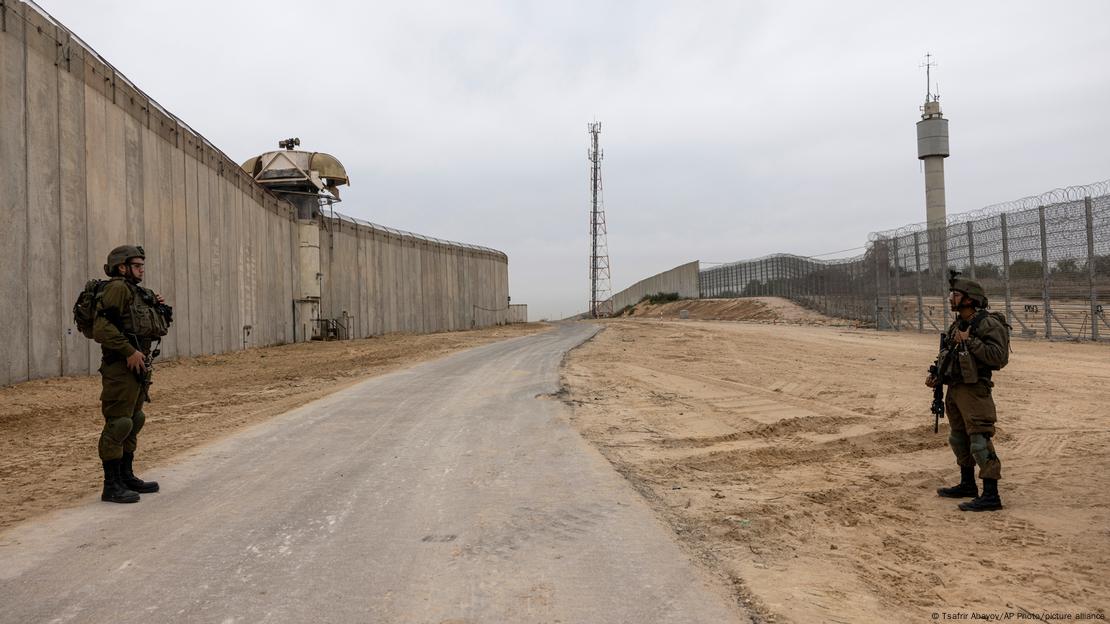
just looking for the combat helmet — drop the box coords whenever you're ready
[104,245,145,277]
[948,270,988,308]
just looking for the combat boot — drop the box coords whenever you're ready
[958,478,1003,512]
[937,465,978,498]
[120,451,159,493]
[101,459,140,504]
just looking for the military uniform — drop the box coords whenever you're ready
[932,273,1010,512]
[940,311,1008,481]
[92,277,156,462]
[91,245,168,503]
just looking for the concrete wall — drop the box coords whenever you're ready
[0,1,509,386]
[609,261,701,311]
[317,215,510,336]
[507,304,528,324]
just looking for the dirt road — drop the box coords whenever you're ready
[0,323,749,623]
[562,316,1110,622]
[0,323,549,532]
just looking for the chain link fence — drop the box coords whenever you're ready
[699,180,1110,340]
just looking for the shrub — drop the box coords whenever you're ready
[639,292,681,305]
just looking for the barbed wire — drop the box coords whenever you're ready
[869,179,1110,241]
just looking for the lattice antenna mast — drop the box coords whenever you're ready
[588,122,613,318]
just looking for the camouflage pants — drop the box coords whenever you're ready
[945,381,1001,480]
[98,360,147,461]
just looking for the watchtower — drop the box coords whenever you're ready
[241,138,350,340]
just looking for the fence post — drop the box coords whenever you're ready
[1039,205,1053,339]
[778,256,784,297]
[789,256,796,300]
[892,237,902,330]
[1087,196,1099,341]
[874,244,882,329]
[914,231,924,332]
[821,268,828,316]
[785,257,791,300]
[941,223,951,329]
[966,221,976,279]
[778,256,785,297]
[1001,213,1014,329]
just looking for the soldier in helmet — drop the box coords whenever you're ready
[92,245,170,503]
[926,272,1010,512]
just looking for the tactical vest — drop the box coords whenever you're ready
[98,278,169,340]
[125,283,170,339]
[940,310,1010,383]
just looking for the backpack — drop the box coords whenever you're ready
[971,310,1012,370]
[73,279,107,339]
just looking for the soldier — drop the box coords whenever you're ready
[93,245,170,503]
[926,273,1010,512]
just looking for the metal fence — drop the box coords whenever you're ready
[699,180,1110,340]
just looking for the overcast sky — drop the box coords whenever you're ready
[38,1,1110,320]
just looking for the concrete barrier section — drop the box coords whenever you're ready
[508,304,528,323]
[609,261,701,312]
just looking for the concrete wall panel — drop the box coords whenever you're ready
[228,179,242,351]
[103,97,126,269]
[508,304,528,324]
[83,87,108,374]
[25,31,61,379]
[610,261,702,312]
[216,172,230,353]
[239,190,255,345]
[358,228,369,337]
[170,146,190,358]
[218,173,232,352]
[58,59,89,375]
[139,127,159,298]
[1,7,29,385]
[123,115,143,243]
[195,160,213,354]
[281,214,295,343]
[184,154,202,356]
[154,129,177,359]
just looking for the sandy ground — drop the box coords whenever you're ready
[561,301,1110,622]
[0,323,550,533]
[624,297,860,327]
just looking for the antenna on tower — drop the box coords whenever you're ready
[920,52,938,103]
[587,121,613,318]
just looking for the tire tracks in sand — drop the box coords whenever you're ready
[561,318,1110,622]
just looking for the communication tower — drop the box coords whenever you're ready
[916,53,950,274]
[588,122,613,318]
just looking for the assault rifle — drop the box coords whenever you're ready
[928,318,972,433]
[928,333,947,433]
